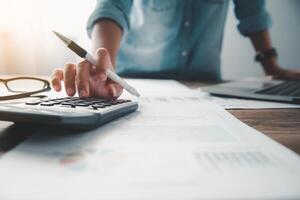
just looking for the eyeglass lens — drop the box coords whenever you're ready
[6,79,48,93]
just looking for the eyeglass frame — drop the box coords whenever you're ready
[0,76,51,101]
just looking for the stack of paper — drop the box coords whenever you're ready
[0,79,299,199]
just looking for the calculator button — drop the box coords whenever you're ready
[92,104,108,109]
[61,102,75,106]
[40,102,55,106]
[73,103,91,107]
[25,100,41,105]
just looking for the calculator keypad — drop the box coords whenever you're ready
[26,97,131,110]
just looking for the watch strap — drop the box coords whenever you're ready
[255,48,278,62]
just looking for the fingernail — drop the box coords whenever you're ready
[111,87,116,97]
[67,88,73,96]
[79,90,86,97]
[99,72,106,81]
[53,85,59,91]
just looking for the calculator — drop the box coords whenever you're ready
[0,97,138,129]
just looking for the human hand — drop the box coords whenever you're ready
[266,65,300,80]
[51,48,123,98]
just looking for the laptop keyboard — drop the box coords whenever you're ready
[256,81,300,97]
[25,97,131,110]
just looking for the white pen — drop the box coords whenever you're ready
[53,31,140,97]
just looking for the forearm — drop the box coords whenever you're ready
[91,19,123,67]
[248,30,278,75]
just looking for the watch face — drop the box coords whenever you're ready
[255,48,277,62]
[255,53,264,62]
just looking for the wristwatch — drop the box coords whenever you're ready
[255,48,278,62]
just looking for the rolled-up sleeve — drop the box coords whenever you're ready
[86,0,133,38]
[233,0,272,36]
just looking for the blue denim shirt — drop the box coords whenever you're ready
[87,0,271,81]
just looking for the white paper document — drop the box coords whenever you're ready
[0,79,299,199]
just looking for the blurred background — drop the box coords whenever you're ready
[0,0,299,80]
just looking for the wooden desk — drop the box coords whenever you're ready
[0,81,300,155]
[183,81,300,155]
[229,109,300,154]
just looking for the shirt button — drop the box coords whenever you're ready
[181,51,187,57]
[184,21,190,27]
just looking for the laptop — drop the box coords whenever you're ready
[202,79,300,104]
[0,97,138,129]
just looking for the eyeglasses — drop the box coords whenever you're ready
[0,77,51,101]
